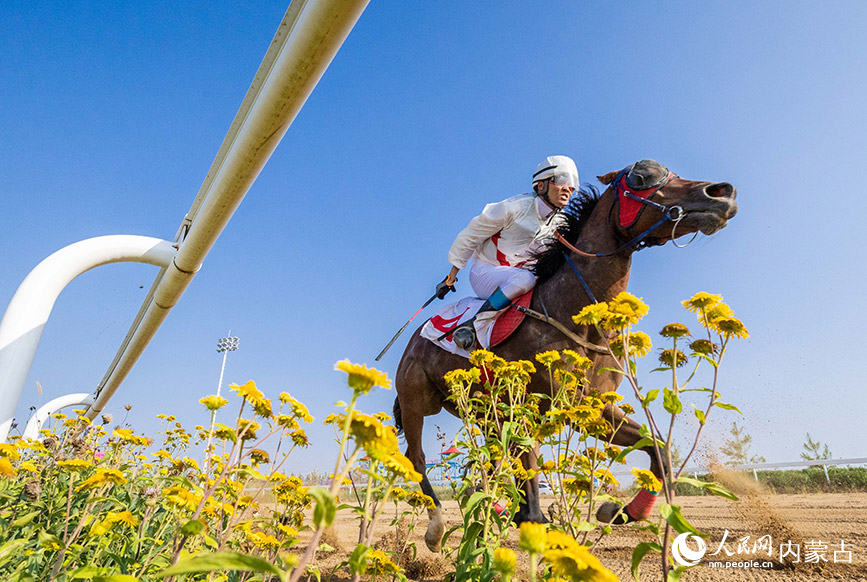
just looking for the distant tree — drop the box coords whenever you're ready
[800,433,832,461]
[720,422,766,466]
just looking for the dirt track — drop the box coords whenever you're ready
[308,491,867,581]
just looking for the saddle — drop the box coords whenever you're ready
[420,291,533,358]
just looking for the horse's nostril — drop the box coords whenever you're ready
[705,182,734,199]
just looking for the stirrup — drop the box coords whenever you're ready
[452,325,476,350]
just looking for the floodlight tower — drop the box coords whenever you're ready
[215,333,239,398]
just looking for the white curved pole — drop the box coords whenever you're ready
[87,0,370,419]
[21,393,94,441]
[0,235,175,442]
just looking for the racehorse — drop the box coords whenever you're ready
[393,160,738,552]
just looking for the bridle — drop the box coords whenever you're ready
[554,163,693,259]
[553,162,695,304]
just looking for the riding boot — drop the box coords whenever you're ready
[444,288,512,350]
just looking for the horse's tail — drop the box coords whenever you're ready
[393,396,404,436]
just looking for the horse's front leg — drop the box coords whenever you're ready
[512,443,548,525]
[596,403,669,524]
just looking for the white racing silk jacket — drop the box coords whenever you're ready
[448,193,563,270]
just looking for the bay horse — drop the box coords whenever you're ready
[393,160,738,552]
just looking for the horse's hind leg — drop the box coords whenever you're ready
[513,443,548,525]
[595,404,669,524]
[399,398,445,552]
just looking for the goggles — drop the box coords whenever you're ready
[549,172,578,189]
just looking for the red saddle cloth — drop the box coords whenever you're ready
[489,290,533,347]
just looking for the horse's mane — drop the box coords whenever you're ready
[532,186,602,282]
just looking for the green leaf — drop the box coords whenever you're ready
[212,423,237,443]
[613,437,657,463]
[69,566,110,579]
[663,388,682,415]
[658,504,706,537]
[714,402,742,414]
[643,389,659,407]
[630,542,662,581]
[692,405,706,425]
[157,552,284,579]
[348,543,369,575]
[681,387,713,393]
[0,539,28,566]
[638,424,653,439]
[598,367,626,376]
[677,477,738,501]
[179,518,205,537]
[11,510,40,528]
[308,488,337,529]
[692,353,719,368]
[93,576,142,582]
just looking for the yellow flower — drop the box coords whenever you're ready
[251,397,274,419]
[561,350,592,369]
[231,380,265,402]
[444,367,482,388]
[382,452,422,483]
[519,522,547,554]
[275,414,299,431]
[562,477,591,495]
[200,395,229,411]
[604,292,649,328]
[76,468,128,492]
[404,491,435,510]
[468,349,495,368]
[631,468,662,493]
[57,459,93,472]
[113,428,148,446]
[19,461,39,472]
[682,292,722,313]
[625,330,653,354]
[660,322,691,338]
[712,316,749,339]
[89,519,113,537]
[0,458,16,478]
[276,523,298,539]
[285,396,314,423]
[374,412,392,423]
[348,413,399,461]
[689,339,718,355]
[163,486,203,511]
[493,547,517,576]
[153,449,172,460]
[598,391,622,404]
[389,486,407,501]
[365,550,401,575]
[182,457,201,472]
[536,350,561,367]
[249,449,270,464]
[0,443,20,460]
[572,302,610,326]
[544,545,618,582]
[107,511,139,528]
[237,419,260,441]
[251,531,281,550]
[290,429,310,447]
[659,349,688,368]
[334,360,391,394]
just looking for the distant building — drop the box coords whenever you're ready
[425,444,464,486]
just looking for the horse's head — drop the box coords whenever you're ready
[598,159,738,247]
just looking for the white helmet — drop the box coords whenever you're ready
[532,155,579,189]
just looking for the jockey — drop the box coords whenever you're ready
[438,155,579,349]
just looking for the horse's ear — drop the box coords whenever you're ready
[597,170,620,185]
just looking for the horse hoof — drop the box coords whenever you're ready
[424,509,445,553]
[596,501,629,525]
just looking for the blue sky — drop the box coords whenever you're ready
[2,1,866,473]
